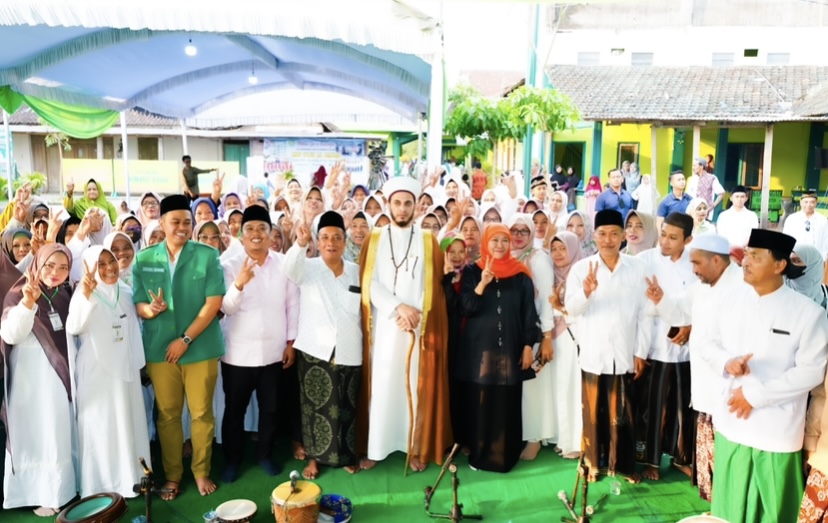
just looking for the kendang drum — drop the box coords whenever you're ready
[56,492,127,523]
[215,499,257,523]
[271,480,321,523]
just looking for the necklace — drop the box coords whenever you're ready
[388,226,415,294]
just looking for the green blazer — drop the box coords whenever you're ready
[132,240,226,364]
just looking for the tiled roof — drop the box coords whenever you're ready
[545,65,828,122]
[8,107,179,127]
[458,70,525,98]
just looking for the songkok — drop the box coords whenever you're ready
[747,229,796,257]
[594,209,624,229]
[440,233,465,253]
[530,175,546,189]
[382,176,421,199]
[242,205,271,227]
[317,210,345,232]
[689,233,730,255]
[160,194,190,216]
[731,185,748,195]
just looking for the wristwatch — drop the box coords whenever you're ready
[181,334,193,345]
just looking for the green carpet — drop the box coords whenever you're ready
[1,439,710,523]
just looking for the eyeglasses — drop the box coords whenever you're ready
[142,201,159,208]
[124,226,142,234]
[198,234,222,242]
[510,228,532,237]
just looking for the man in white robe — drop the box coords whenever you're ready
[357,176,452,473]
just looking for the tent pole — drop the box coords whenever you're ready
[120,111,131,208]
[692,125,701,160]
[180,120,188,194]
[651,125,658,186]
[2,110,12,200]
[425,8,444,172]
[760,124,773,228]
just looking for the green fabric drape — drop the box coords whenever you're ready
[0,86,119,139]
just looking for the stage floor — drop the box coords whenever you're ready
[1,439,710,523]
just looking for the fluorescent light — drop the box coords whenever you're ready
[248,74,258,85]
[185,38,197,57]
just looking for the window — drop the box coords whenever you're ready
[631,52,653,66]
[577,52,600,66]
[767,52,790,65]
[712,53,734,67]
[743,49,759,58]
[138,137,159,160]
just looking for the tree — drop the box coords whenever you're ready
[41,119,72,189]
[443,84,580,176]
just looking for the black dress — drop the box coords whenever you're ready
[456,264,540,472]
[443,271,465,447]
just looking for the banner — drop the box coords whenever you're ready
[262,138,369,188]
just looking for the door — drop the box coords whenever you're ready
[223,141,250,176]
[725,143,764,189]
[552,142,586,181]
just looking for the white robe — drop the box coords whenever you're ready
[552,315,583,456]
[367,224,425,460]
[67,281,150,498]
[1,304,77,509]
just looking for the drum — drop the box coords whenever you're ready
[215,499,257,523]
[270,480,322,523]
[676,516,730,523]
[56,492,127,523]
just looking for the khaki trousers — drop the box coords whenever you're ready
[147,358,218,481]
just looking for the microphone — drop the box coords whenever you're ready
[289,470,300,493]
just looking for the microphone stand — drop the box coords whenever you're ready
[423,444,483,522]
[134,457,175,523]
[558,452,606,523]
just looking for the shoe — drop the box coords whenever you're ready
[220,465,239,483]
[259,458,282,476]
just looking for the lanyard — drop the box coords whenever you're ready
[40,287,60,311]
[93,285,120,310]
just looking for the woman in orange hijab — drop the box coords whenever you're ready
[455,224,540,472]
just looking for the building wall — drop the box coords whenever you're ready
[11,132,32,175]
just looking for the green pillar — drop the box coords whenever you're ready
[391,133,402,177]
[806,122,825,191]
[714,128,729,184]
[591,122,603,177]
[671,129,686,173]
[522,4,540,195]
[549,140,556,172]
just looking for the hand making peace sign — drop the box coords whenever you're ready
[21,271,42,310]
[583,261,599,298]
[234,257,257,290]
[81,260,98,300]
[480,255,495,286]
[147,288,168,316]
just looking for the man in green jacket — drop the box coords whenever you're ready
[133,194,225,499]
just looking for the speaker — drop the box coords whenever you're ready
[815,147,828,169]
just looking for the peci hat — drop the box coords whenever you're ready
[160,194,190,216]
[241,205,271,227]
[747,228,796,257]
[731,185,748,195]
[689,233,731,255]
[594,209,624,229]
[317,210,345,233]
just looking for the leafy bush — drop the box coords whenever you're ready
[14,172,47,194]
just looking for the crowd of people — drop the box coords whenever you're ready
[2,154,828,523]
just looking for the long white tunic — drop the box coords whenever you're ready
[367,224,426,460]
[67,282,150,498]
[784,211,828,259]
[715,208,758,247]
[638,248,698,363]
[521,250,558,443]
[701,284,828,452]
[1,304,77,509]
[551,313,583,456]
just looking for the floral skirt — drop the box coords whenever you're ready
[799,467,828,523]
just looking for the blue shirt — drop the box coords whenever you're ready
[657,192,693,218]
[595,188,634,220]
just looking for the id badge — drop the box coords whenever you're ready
[112,322,124,343]
[48,311,63,331]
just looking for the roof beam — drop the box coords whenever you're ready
[223,34,304,89]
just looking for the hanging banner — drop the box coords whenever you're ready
[262,138,369,188]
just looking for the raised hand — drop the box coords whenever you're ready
[46,209,63,244]
[88,211,104,233]
[245,193,259,208]
[15,182,32,204]
[212,172,225,194]
[725,354,753,377]
[147,288,167,316]
[583,261,599,298]
[443,249,455,275]
[30,234,45,255]
[645,275,663,304]
[234,257,257,290]
[81,260,97,299]
[21,272,42,309]
[13,198,30,224]
[295,223,312,248]
[480,256,495,286]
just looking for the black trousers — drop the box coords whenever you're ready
[221,361,282,466]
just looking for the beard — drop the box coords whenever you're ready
[391,211,414,228]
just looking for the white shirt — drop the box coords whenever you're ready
[784,211,828,259]
[686,173,725,199]
[716,207,759,247]
[657,262,746,414]
[565,253,651,375]
[701,283,828,452]
[638,247,697,363]
[221,250,299,366]
[283,242,362,366]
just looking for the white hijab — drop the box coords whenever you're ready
[103,231,135,287]
[72,246,145,382]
